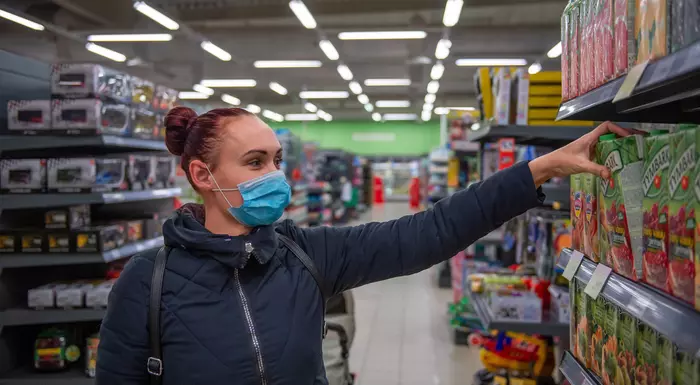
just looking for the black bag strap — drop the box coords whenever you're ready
[147,246,170,384]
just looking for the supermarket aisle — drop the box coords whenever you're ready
[347,203,482,385]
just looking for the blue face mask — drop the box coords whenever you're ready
[207,167,291,227]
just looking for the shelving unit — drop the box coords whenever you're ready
[467,122,593,147]
[0,135,167,153]
[0,309,106,328]
[0,189,181,210]
[0,368,94,385]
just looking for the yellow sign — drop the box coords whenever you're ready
[447,158,460,187]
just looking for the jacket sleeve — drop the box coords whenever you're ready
[96,256,151,385]
[298,161,545,294]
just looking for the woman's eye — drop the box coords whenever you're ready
[249,159,262,167]
[274,157,282,167]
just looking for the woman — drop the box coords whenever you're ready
[96,106,627,385]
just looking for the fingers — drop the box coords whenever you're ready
[590,121,644,138]
[583,161,610,180]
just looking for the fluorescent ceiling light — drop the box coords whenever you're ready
[285,113,318,121]
[178,91,209,99]
[85,43,126,62]
[357,94,369,104]
[423,103,434,111]
[364,78,411,87]
[443,0,464,27]
[304,102,318,112]
[338,31,427,40]
[269,82,288,95]
[319,40,339,60]
[349,81,363,95]
[289,0,317,29]
[376,100,411,108]
[221,94,240,105]
[0,9,45,30]
[199,79,257,88]
[254,60,322,68]
[421,110,432,121]
[425,93,436,104]
[201,41,232,61]
[246,104,261,114]
[87,33,172,42]
[133,2,179,30]
[337,64,353,81]
[371,113,382,122]
[263,109,284,122]
[317,110,332,121]
[447,106,476,111]
[430,62,445,80]
[364,103,374,112]
[455,58,527,66]
[434,107,449,115]
[528,62,542,75]
[427,81,440,94]
[435,39,452,60]
[299,91,349,99]
[383,113,417,121]
[547,42,562,58]
[193,84,214,95]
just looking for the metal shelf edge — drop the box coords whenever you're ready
[560,351,602,385]
[0,188,182,210]
[0,308,105,327]
[0,135,167,152]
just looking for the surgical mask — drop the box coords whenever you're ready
[206,166,291,227]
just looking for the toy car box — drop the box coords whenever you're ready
[51,99,130,136]
[45,205,91,230]
[55,281,94,308]
[130,108,157,139]
[0,159,46,193]
[0,231,19,253]
[47,232,72,253]
[85,280,114,308]
[6,100,51,133]
[153,85,178,111]
[51,64,131,104]
[47,157,126,193]
[127,154,155,190]
[130,76,155,109]
[74,224,126,253]
[153,156,176,188]
[488,290,543,323]
[19,230,47,253]
[28,283,68,309]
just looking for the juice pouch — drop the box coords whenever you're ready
[601,300,619,385]
[635,323,658,385]
[572,174,585,250]
[657,335,673,385]
[570,0,582,97]
[668,126,697,304]
[583,173,599,261]
[617,311,636,385]
[675,348,695,385]
[595,0,615,85]
[615,0,637,76]
[596,134,645,279]
[575,281,591,366]
[590,295,606,376]
[642,131,671,290]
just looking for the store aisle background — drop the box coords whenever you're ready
[347,203,481,385]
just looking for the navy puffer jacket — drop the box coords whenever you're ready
[96,162,544,385]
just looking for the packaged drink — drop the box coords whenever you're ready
[595,0,615,86]
[583,173,599,261]
[596,134,645,280]
[615,0,637,76]
[635,323,658,385]
[572,174,585,250]
[575,282,591,366]
[642,131,671,291]
[601,300,619,385]
[668,126,696,304]
[562,1,572,101]
[85,335,99,378]
[590,295,606,376]
[571,0,582,97]
[657,334,673,385]
[635,0,670,62]
[675,348,696,385]
[570,279,578,361]
[581,0,595,92]
[670,0,700,53]
[696,128,700,311]
[617,311,636,385]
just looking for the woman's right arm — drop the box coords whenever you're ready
[96,257,150,385]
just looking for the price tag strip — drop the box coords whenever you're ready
[562,250,585,280]
[613,61,649,103]
[584,264,613,299]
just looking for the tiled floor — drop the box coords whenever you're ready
[346,203,483,385]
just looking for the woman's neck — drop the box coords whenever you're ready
[203,202,252,237]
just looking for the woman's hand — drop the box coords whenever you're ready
[528,121,640,187]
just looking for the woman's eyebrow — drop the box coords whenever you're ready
[241,149,267,157]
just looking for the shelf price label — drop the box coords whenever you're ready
[562,250,585,280]
[613,61,649,103]
[584,264,613,299]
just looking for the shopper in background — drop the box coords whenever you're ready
[96,107,630,385]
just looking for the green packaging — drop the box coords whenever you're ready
[675,348,696,385]
[575,281,591,366]
[583,173,599,261]
[570,278,578,361]
[590,295,607,376]
[635,323,658,385]
[617,311,636,385]
[572,173,585,251]
[657,334,673,385]
[601,300,619,385]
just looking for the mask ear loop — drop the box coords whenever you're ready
[205,164,238,208]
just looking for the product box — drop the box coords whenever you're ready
[671,0,700,53]
[562,3,571,101]
[575,281,591,366]
[489,290,543,323]
[571,174,585,250]
[601,299,619,385]
[47,232,72,253]
[51,99,131,136]
[675,348,697,385]
[85,335,99,378]
[47,158,127,193]
[20,231,46,253]
[130,108,157,139]
[131,76,155,109]
[635,0,670,63]
[570,279,578,358]
[493,68,512,125]
[85,280,114,308]
[6,100,51,133]
[0,231,19,253]
[0,159,46,193]
[583,173,599,261]
[617,311,636,385]
[51,64,131,103]
[28,283,68,309]
[635,322,658,385]
[153,156,176,188]
[56,282,94,308]
[45,205,91,230]
[614,0,637,76]
[514,70,530,125]
[75,224,126,253]
[595,0,615,85]
[549,285,571,323]
[125,220,144,242]
[127,154,155,190]
[581,0,595,93]
[590,295,606,376]
[570,0,582,98]
[657,334,674,385]
[153,85,178,111]
[696,128,700,311]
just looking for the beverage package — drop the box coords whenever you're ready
[572,174,585,250]
[562,2,572,101]
[571,0,582,97]
[670,0,700,53]
[601,299,619,385]
[581,0,596,92]
[575,281,591,366]
[635,322,658,385]
[657,334,674,385]
[595,0,615,86]
[614,0,637,76]
[596,134,645,280]
[617,311,636,385]
[590,295,607,376]
[635,0,670,62]
[642,131,671,290]
[583,173,599,261]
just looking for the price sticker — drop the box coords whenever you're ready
[584,264,613,299]
[613,61,649,103]
[562,250,585,280]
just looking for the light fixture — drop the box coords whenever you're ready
[421,110,432,121]
[201,41,232,61]
[87,33,172,42]
[357,94,370,104]
[254,60,322,68]
[423,103,434,111]
[427,81,440,94]
[383,113,417,121]
[199,79,257,87]
[443,0,464,27]
[435,39,452,60]
[193,84,214,95]
[425,94,436,104]
[133,2,179,30]
[455,58,527,66]
[528,62,542,75]
[289,0,317,29]
[371,112,382,122]
[337,64,353,81]
[269,82,288,95]
[299,91,349,99]
[304,102,318,112]
[0,9,45,30]
[246,104,262,114]
[364,103,374,112]
[430,62,445,80]
[376,100,411,108]
[338,31,427,40]
[85,43,126,62]
[364,79,411,87]
[221,94,241,105]
[434,107,449,115]
[263,110,284,122]
[317,110,332,121]
[178,91,209,99]
[349,81,363,95]
[446,106,476,111]
[285,113,319,121]
[319,40,339,60]
[547,42,562,58]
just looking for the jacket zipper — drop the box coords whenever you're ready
[234,268,268,385]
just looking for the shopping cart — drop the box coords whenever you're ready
[322,291,356,385]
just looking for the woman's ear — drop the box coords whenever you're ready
[189,159,213,191]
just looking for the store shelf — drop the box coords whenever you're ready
[559,351,601,385]
[0,135,167,153]
[0,188,182,210]
[541,183,570,210]
[467,123,592,146]
[0,308,105,327]
[558,40,700,123]
[465,287,569,337]
[0,236,164,268]
[0,368,93,385]
[558,248,700,354]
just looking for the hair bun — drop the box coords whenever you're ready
[165,106,198,156]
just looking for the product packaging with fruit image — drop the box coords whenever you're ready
[575,280,591,366]
[601,299,620,385]
[583,173,599,261]
[656,334,673,385]
[635,323,658,385]
[572,174,585,250]
[674,348,696,385]
[590,295,607,376]
[570,278,578,361]
[617,311,636,385]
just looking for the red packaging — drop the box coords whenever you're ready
[614,0,635,76]
[570,1,581,97]
[562,6,571,101]
[596,0,615,85]
[581,0,595,93]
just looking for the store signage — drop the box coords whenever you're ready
[584,264,612,299]
[351,132,396,142]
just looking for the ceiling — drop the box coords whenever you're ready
[0,0,566,120]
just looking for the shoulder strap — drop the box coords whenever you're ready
[147,246,170,384]
[277,234,330,303]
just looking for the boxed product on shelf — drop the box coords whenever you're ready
[642,131,671,291]
[51,99,131,136]
[6,100,51,133]
[583,173,599,261]
[571,173,584,250]
[131,76,155,109]
[127,154,155,190]
[0,159,46,193]
[85,334,99,378]
[20,230,46,253]
[153,85,178,111]
[55,281,94,308]
[488,289,543,323]
[45,205,91,230]
[675,347,697,385]
[51,64,131,104]
[657,331,674,385]
[28,283,68,309]
[581,0,595,93]
[130,108,157,139]
[614,0,637,76]
[493,68,512,125]
[635,0,670,63]
[0,231,18,253]
[617,310,636,385]
[85,280,114,308]
[125,219,144,242]
[549,285,570,323]
[47,157,127,193]
[671,0,700,52]
[153,155,177,188]
[595,0,615,86]
[47,232,72,253]
[570,0,582,98]
[574,281,591,366]
[514,69,530,125]
[562,2,571,100]
[590,295,606,376]
[601,298,619,385]
[635,321,658,385]
[74,224,126,253]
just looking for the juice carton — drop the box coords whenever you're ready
[635,323,658,385]
[581,0,596,92]
[596,134,645,280]
[642,131,671,290]
[674,348,696,385]
[571,0,582,97]
[668,126,697,304]
[617,311,636,385]
[583,173,599,261]
[635,0,670,62]
[595,0,615,86]
[570,279,578,359]
[575,281,591,366]
[590,295,607,376]
[572,174,585,250]
[562,2,571,101]
[614,0,637,76]
[601,300,619,385]
[657,334,673,385]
